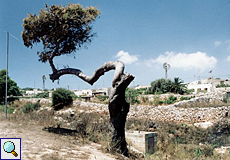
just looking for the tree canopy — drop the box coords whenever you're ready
[0,69,21,103]
[150,78,187,95]
[22,4,100,72]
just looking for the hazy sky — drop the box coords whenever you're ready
[1,0,230,90]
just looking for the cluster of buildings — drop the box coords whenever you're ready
[23,77,230,98]
[24,88,112,98]
[187,77,230,93]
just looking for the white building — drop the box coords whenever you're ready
[187,78,230,93]
[25,89,44,95]
[73,88,112,97]
[73,89,94,97]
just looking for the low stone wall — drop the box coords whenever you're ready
[20,90,230,123]
[73,100,230,123]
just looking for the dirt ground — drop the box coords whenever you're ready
[0,114,116,160]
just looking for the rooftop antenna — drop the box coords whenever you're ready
[163,62,170,79]
[42,75,46,90]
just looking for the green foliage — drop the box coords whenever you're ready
[22,87,34,91]
[223,94,229,103]
[164,95,177,104]
[194,147,203,157]
[35,91,49,98]
[125,88,140,105]
[171,77,187,95]
[216,83,230,88]
[22,4,100,63]
[150,78,172,94]
[140,96,149,104]
[0,69,22,103]
[52,88,73,110]
[180,96,195,101]
[0,105,15,113]
[150,77,187,95]
[22,101,41,113]
[96,95,108,102]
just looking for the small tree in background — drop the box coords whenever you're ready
[150,78,172,94]
[171,77,187,95]
[150,77,187,95]
[52,88,73,110]
[0,69,21,103]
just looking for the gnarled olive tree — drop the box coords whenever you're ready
[22,4,134,156]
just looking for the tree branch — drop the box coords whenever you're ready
[49,61,125,86]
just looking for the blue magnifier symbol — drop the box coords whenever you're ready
[3,141,18,157]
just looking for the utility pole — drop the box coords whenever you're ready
[5,32,9,119]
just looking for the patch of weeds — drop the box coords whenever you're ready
[194,147,203,157]
[22,101,41,113]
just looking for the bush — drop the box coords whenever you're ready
[97,95,108,102]
[140,96,149,104]
[164,95,177,104]
[125,88,140,105]
[0,105,15,113]
[150,78,173,94]
[35,91,49,98]
[180,96,195,101]
[22,101,41,113]
[52,88,73,110]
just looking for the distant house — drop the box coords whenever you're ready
[187,78,230,93]
[73,89,93,97]
[135,85,151,90]
[25,89,44,95]
[73,88,111,97]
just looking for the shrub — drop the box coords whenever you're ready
[140,96,149,104]
[36,91,49,98]
[150,78,173,94]
[52,88,73,110]
[97,95,108,102]
[194,147,203,157]
[164,95,177,104]
[22,101,41,113]
[0,105,15,113]
[125,88,140,105]
[22,103,34,113]
[158,100,164,105]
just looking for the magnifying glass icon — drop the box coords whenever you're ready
[3,141,18,157]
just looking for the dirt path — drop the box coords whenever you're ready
[0,118,116,160]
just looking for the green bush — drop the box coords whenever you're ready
[35,91,49,98]
[149,77,188,95]
[97,95,108,101]
[164,95,177,104]
[180,96,195,101]
[125,88,140,105]
[0,105,15,113]
[140,96,149,103]
[52,88,73,110]
[216,84,230,88]
[22,101,40,113]
[158,100,164,105]
[150,78,173,94]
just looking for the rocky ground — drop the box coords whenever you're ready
[23,88,230,126]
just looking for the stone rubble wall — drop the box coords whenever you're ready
[21,88,230,123]
[71,89,230,123]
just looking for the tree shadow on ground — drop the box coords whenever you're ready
[42,126,78,136]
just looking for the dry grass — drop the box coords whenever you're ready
[177,99,230,108]
[2,99,230,159]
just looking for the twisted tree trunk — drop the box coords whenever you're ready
[108,73,134,155]
[49,61,134,155]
